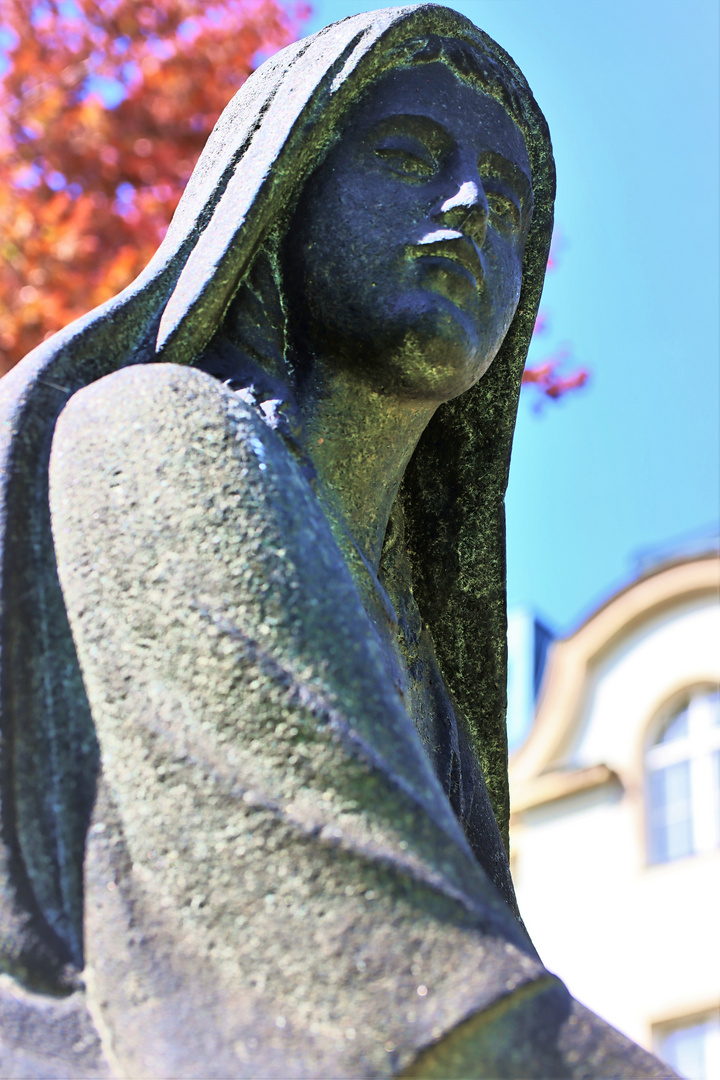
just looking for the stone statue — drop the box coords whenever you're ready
[0,5,674,1077]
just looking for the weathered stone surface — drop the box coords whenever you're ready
[48,363,543,1077]
[0,5,677,1077]
[0,975,111,1078]
[402,984,677,1079]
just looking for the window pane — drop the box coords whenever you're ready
[659,1020,708,1080]
[649,760,693,862]
[657,707,689,744]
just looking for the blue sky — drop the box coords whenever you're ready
[308,0,720,633]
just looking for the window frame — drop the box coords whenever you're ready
[653,1007,720,1080]
[644,684,720,866]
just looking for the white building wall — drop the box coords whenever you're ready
[506,608,536,751]
[511,591,720,1051]
[572,598,720,774]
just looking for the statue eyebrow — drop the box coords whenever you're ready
[478,150,533,208]
[364,114,453,155]
[362,116,533,210]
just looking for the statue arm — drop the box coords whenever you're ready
[48,364,673,1079]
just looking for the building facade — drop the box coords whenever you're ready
[509,554,720,1079]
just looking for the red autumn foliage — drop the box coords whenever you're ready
[522,231,589,405]
[522,344,589,400]
[0,0,308,376]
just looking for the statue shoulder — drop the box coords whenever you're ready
[49,360,349,689]
[49,361,326,596]
[51,362,296,507]
[48,360,402,744]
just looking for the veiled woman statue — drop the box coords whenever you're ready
[0,5,672,1077]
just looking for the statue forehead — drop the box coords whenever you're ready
[334,61,530,174]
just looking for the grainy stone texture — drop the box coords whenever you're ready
[46,365,674,1077]
[0,975,110,1079]
[0,5,678,1077]
[49,363,544,1077]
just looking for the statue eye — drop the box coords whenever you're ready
[373,146,436,179]
[486,192,521,230]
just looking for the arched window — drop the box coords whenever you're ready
[646,686,720,864]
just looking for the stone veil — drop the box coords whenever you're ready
[0,5,673,1077]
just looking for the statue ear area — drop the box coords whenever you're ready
[218,246,286,384]
[194,245,304,444]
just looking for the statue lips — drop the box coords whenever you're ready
[411,229,484,293]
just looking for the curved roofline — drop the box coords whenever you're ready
[510,553,720,785]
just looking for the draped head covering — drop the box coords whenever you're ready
[0,4,554,989]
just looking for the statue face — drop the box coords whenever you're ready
[281,61,533,402]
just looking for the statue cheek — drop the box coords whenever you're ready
[489,240,523,313]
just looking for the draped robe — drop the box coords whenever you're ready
[0,6,674,1076]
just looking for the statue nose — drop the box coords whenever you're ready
[438,180,488,247]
